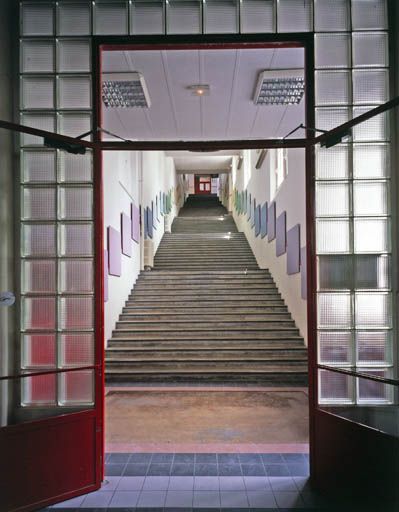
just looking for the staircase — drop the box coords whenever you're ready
[106,194,308,385]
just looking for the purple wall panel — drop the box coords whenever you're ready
[131,203,140,243]
[261,202,268,238]
[254,204,261,237]
[276,211,287,257]
[108,226,121,277]
[104,249,108,302]
[251,199,256,228]
[268,202,276,241]
[301,246,307,300]
[121,212,132,257]
[287,224,301,275]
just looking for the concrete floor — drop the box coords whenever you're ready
[105,387,309,452]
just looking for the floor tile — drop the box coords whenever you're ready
[147,463,171,476]
[109,491,140,507]
[123,463,149,476]
[193,491,220,508]
[80,490,113,508]
[241,464,265,476]
[165,491,194,508]
[151,453,174,464]
[218,463,242,476]
[137,490,167,508]
[171,463,194,476]
[219,476,245,491]
[239,454,262,464]
[247,490,277,508]
[108,453,131,463]
[260,453,284,464]
[99,476,121,492]
[130,453,153,464]
[116,476,145,491]
[269,476,297,491]
[194,476,219,491]
[217,453,240,464]
[174,454,195,464]
[105,463,126,476]
[169,476,194,490]
[195,453,217,464]
[273,490,305,508]
[220,491,249,508]
[282,453,306,464]
[195,463,218,476]
[265,464,290,477]
[243,476,271,491]
[142,476,170,491]
[52,495,86,508]
[288,463,310,477]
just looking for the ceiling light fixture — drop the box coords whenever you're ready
[102,72,151,108]
[254,69,305,106]
[187,84,210,96]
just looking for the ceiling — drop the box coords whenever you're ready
[101,47,305,143]
[166,150,239,174]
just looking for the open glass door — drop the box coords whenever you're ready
[309,103,399,506]
[0,137,103,511]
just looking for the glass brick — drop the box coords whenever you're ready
[318,331,353,365]
[59,370,94,405]
[60,333,94,366]
[354,254,390,289]
[318,369,354,404]
[59,260,94,294]
[21,76,54,110]
[167,0,202,34]
[316,71,351,106]
[22,259,56,294]
[241,0,275,33]
[22,223,57,257]
[22,150,56,183]
[59,150,93,182]
[355,292,391,328]
[21,3,54,36]
[94,3,128,34]
[353,143,389,178]
[59,223,93,257]
[356,331,391,365]
[352,32,388,67]
[205,0,238,34]
[351,0,387,30]
[57,39,91,72]
[58,113,91,139]
[22,296,56,330]
[357,370,391,403]
[315,33,351,69]
[59,296,94,330]
[58,187,93,220]
[315,144,349,180]
[353,181,388,216]
[57,76,92,110]
[21,40,54,73]
[131,0,165,34]
[318,293,352,328]
[21,113,55,147]
[353,70,388,105]
[316,219,350,254]
[352,108,388,142]
[22,374,56,406]
[22,187,56,220]
[57,3,92,36]
[316,182,350,217]
[318,255,353,290]
[315,108,350,132]
[314,0,350,31]
[354,217,390,253]
[22,333,56,368]
[277,0,312,32]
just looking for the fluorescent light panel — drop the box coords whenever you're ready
[102,72,151,108]
[254,69,305,106]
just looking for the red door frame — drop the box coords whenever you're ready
[194,175,212,194]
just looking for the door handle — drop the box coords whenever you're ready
[0,292,15,307]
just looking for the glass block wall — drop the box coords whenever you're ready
[18,0,394,406]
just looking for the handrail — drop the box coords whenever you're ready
[317,364,399,387]
[0,365,101,381]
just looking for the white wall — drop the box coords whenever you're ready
[103,150,182,344]
[228,149,307,343]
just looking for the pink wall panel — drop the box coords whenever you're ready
[107,226,121,277]
[121,213,132,257]
[131,203,140,243]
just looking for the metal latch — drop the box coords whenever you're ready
[0,292,15,307]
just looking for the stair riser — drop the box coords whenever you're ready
[111,331,300,340]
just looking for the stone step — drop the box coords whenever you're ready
[114,321,296,331]
[122,307,289,315]
[119,313,291,322]
[107,340,305,349]
[111,330,300,340]
[105,363,308,373]
[140,270,269,276]
[136,278,274,285]
[129,291,281,299]
[132,283,278,291]
[125,300,286,307]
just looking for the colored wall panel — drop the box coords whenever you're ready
[287,224,301,275]
[147,207,153,239]
[261,202,268,238]
[131,202,140,243]
[121,212,132,257]
[251,199,256,228]
[268,201,276,241]
[255,204,261,237]
[107,226,121,277]
[276,211,287,257]
[301,246,307,300]
[247,193,252,221]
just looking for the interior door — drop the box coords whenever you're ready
[0,145,104,512]
[195,175,211,194]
